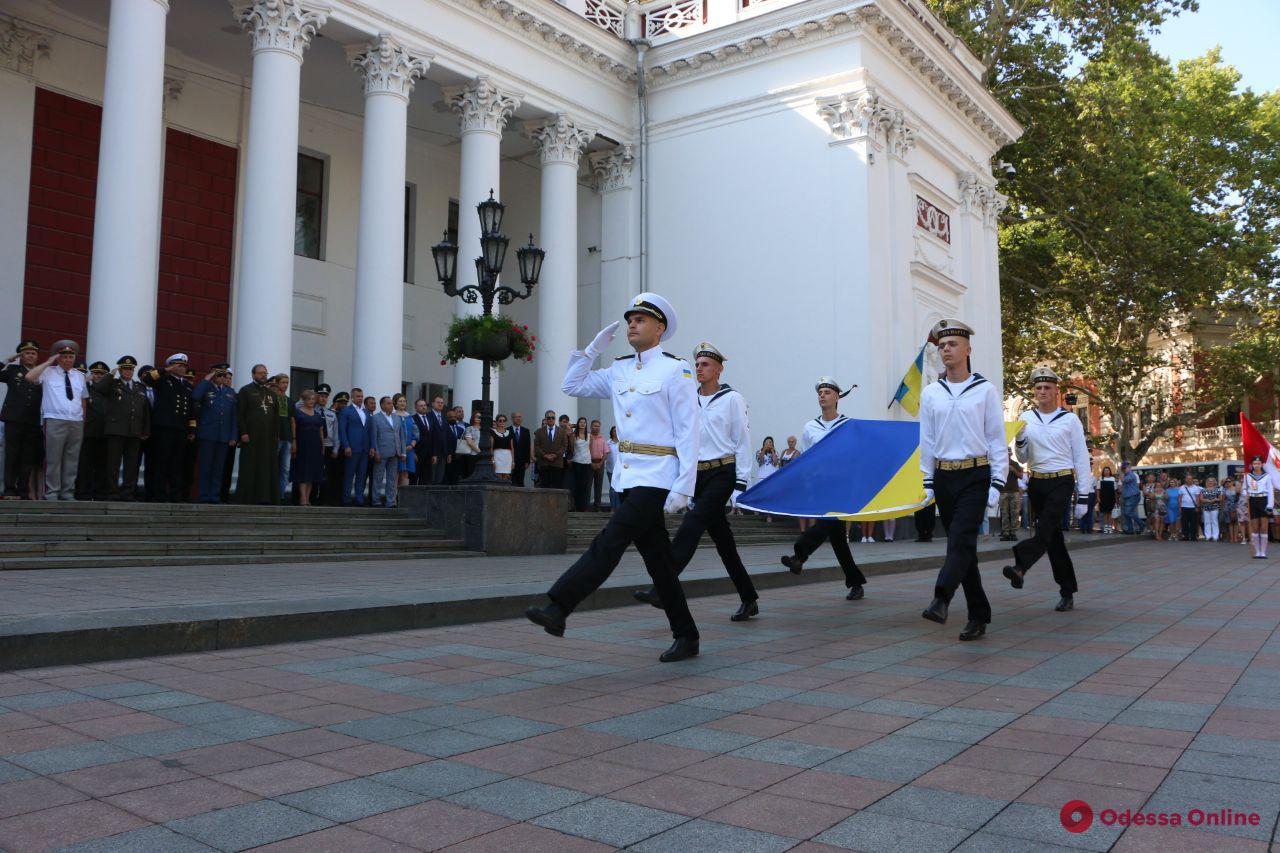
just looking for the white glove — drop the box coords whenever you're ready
[987,487,1000,508]
[1074,501,1089,520]
[924,488,934,504]
[663,492,689,514]
[584,321,621,359]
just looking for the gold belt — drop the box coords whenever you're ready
[936,456,989,471]
[1030,470,1073,479]
[617,440,676,457]
[697,455,735,471]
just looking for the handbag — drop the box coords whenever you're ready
[1136,503,1146,520]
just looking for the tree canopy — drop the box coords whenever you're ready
[927,0,1280,462]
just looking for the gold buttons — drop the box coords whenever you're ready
[623,463,629,469]
[626,412,632,417]
[629,386,635,392]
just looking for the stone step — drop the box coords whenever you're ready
[0,521,445,537]
[0,535,462,556]
[0,500,400,517]
[0,549,479,571]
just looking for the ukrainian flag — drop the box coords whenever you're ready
[890,345,926,416]
[737,419,1024,522]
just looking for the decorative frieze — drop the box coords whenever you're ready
[525,114,597,166]
[589,144,634,191]
[349,34,431,100]
[0,15,49,76]
[444,76,522,135]
[817,87,917,159]
[915,196,950,244]
[236,0,328,59]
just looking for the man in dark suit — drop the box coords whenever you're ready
[337,387,373,505]
[510,411,532,487]
[418,395,449,484]
[533,409,568,489]
[445,406,465,484]
[410,399,432,485]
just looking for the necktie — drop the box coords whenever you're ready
[64,371,73,401]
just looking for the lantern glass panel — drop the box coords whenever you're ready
[517,238,545,286]
[431,234,457,283]
[482,234,509,273]
[477,190,504,235]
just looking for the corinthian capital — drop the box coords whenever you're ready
[236,0,328,59]
[443,77,522,135]
[817,87,894,144]
[525,114,597,167]
[957,172,990,216]
[589,145,634,192]
[0,15,50,76]
[349,34,431,100]
[887,111,917,159]
[983,191,1008,229]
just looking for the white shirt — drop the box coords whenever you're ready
[919,372,1009,489]
[562,342,699,497]
[572,436,592,465]
[355,405,367,426]
[39,365,88,422]
[1015,407,1093,493]
[800,413,849,452]
[1178,484,1203,508]
[1243,472,1274,510]
[696,385,752,484]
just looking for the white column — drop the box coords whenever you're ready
[230,0,326,380]
[885,112,917,417]
[0,17,46,377]
[983,190,1008,389]
[590,145,638,360]
[85,0,168,366]
[526,114,595,419]
[443,77,521,409]
[349,34,429,399]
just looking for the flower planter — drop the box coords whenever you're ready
[460,330,514,362]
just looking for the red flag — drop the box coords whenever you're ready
[1240,414,1280,479]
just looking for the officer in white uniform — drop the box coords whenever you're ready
[780,377,868,600]
[1002,365,1091,611]
[525,292,702,662]
[633,341,759,621]
[919,320,1008,641]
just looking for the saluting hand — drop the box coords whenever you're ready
[584,321,622,359]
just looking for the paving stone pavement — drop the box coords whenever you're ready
[0,539,1277,851]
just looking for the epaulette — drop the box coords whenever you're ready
[662,352,683,360]
[614,354,635,361]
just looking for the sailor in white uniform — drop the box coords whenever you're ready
[779,377,868,600]
[525,292,702,662]
[1002,365,1092,611]
[919,319,1008,641]
[633,341,759,621]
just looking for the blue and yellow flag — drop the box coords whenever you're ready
[889,345,926,416]
[737,418,1024,522]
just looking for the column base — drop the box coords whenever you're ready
[399,484,567,555]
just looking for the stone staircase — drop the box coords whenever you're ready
[567,510,798,553]
[0,501,476,570]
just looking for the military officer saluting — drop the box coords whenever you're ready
[526,292,702,662]
[98,356,150,500]
[780,377,868,601]
[1,340,44,499]
[919,319,1009,641]
[141,353,196,502]
[634,341,760,621]
[75,361,112,500]
[1002,365,1091,611]
[193,363,238,504]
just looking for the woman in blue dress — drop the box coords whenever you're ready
[393,394,419,488]
[1164,481,1181,540]
[290,389,326,506]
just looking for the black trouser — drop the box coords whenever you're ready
[323,451,345,505]
[792,519,867,588]
[3,420,41,497]
[572,462,593,510]
[411,449,430,485]
[671,464,757,603]
[148,426,187,502]
[1180,508,1199,541]
[104,435,142,500]
[1011,475,1077,595]
[538,465,564,489]
[513,462,527,487]
[220,446,236,504]
[932,465,992,624]
[914,503,936,541]
[549,486,698,640]
[75,432,108,499]
[592,465,605,509]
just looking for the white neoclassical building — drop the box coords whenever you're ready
[0,0,1019,445]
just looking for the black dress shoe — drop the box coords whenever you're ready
[524,603,566,637]
[958,621,987,641]
[731,601,759,622]
[1054,596,1074,612]
[1002,565,1025,589]
[633,588,663,609]
[922,597,948,624]
[781,555,805,575]
[845,586,864,601]
[659,636,700,662]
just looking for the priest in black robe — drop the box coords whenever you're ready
[235,364,280,505]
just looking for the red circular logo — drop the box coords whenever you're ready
[1060,800,1093,833]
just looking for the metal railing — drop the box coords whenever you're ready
[1148,420,1279,454]
[572,0,797,43]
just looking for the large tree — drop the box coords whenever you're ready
[927,1,1280,462]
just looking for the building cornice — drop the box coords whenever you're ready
[644,0,1020,150]
[0,12,49,77]
[468,0,635,83]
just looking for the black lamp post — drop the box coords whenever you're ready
[431,189,544,483]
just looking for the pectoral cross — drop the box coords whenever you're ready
[259,396,273,415]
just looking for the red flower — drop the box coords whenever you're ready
[440,359,446,365]
[530,335,536,341]
[522,325,528,330]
